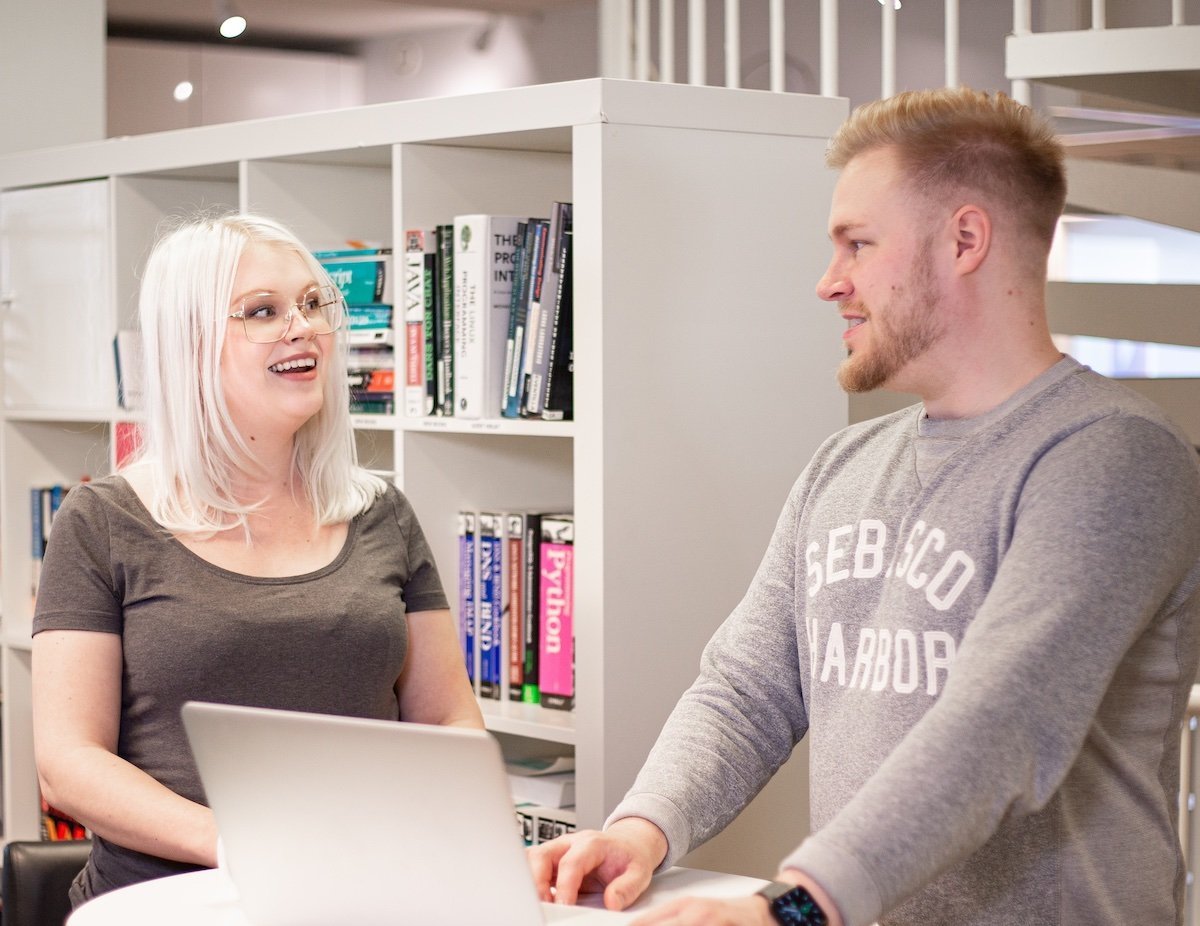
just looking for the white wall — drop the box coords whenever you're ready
[1,0,105,153]
[107,38,364,136]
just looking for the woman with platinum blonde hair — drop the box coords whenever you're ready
[30,213,482,907]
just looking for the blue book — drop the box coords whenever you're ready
[477,513,504,699]
[458,512,477,686]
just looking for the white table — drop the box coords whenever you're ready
[67,866,768,925]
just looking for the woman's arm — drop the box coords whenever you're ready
[33,629,219,867]
[396,609,484,729]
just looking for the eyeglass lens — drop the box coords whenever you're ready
[239,285,343,343]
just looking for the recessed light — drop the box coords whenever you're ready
[219,14,247,38]
[173,81,194,102]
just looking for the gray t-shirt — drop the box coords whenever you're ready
[33,476,448,902]
[611,357,1200,925]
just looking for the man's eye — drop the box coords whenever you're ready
[850,240,867,252]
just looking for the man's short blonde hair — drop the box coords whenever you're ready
[828,87,1066,252]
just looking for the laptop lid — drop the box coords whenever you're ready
[180,701,558,926]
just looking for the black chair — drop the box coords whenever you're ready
[2,840,91,926]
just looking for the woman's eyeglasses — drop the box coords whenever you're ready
[228,284,345,343]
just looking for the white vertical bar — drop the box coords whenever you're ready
[881,0,897,99]
[1012,0,1031,35]
[1172,0,1184,26]
[725,0,740,88]
[1011,1,1031,103]
[769,0,785,92]
[599,0,633,79]
[1092,0,1106,29]
[659,0,675,83]
[820,0,838,97]
[944,0,959,88]
[688,0,705,85]
[635,0,651,80]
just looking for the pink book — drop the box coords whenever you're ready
[538,515,574,710]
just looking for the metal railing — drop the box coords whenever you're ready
[599,0,1191,101]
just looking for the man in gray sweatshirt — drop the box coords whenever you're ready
[528,87,1200,926]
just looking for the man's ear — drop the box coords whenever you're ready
[952,204,991,275]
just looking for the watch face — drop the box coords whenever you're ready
[763,884,828,926]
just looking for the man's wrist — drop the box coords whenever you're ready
[757,880,829,925]
[605,815,669,869]
[773,869,841,926]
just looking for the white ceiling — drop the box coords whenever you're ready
[106,0,578,43]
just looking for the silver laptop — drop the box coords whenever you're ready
[181,701,624,926]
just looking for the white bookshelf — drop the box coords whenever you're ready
[0,79,850,876]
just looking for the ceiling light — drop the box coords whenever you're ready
[173,81,194,102]
[220,14,246,38]
[877,0,902,8]
[216,0,247,38]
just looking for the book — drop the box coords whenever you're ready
[505,513,527,702]
[514,804,577,846]
[538,514,575,711]
[477,512,504,699]
[347,304,394,328]
[542,227,574,421]
[31,482,73,606]
[506,770,575,809]
[520,513,544,704]
[317,248,393,305]
[457,511,478,686]
[346,369,395,393]
[403,229,435,417]
[501,220,530,419]
[515,218,551,418]
[347,345,395,370]
[523,202,572,418]
[348,327,395,347]
[452,214,522,419]
[113,329,144,411]
[423,231,441,416]
[502,219,547,418]
[436,224,455,416]
[115,421,143,468]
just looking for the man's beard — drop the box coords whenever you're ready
[837,244,945,394]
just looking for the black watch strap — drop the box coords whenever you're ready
[756,880,829,926]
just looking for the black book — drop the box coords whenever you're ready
[542,228,573,421]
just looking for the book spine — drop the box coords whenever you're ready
[524,203,571,417]
[521,514,543,704]
[453,215,521,419]
[505,513,526,701]
[477,512,503,699]
[403,230,430,418]
[436,224,455,416]
[517,219,550,417]
[458,511,477,687]
[30,486,44,604]
[423,236,440,415]
[501,221,530,419]
[538,515,575,711]
[542,225,574,421]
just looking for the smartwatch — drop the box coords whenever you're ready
[756,880,829,926]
